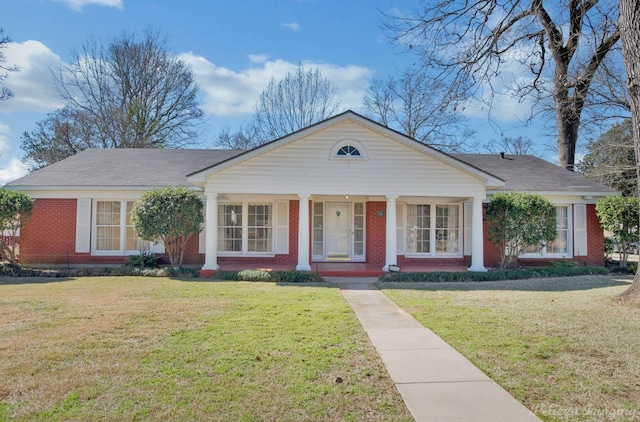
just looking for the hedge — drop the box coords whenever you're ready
[212,269,324,283]
[378,266,609,283]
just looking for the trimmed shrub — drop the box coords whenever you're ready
[126,251,160,269]
[211,269,324,283]
[272,270,324,283]
[378,266,609,283]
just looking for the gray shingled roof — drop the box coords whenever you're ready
[454,154,617,194]
[6,149,617,196]
[6,149,242,188]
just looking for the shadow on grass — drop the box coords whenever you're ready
[0,276,76,285]
[375,275,632,292]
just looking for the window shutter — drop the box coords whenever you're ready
[75,199,92,253]
[573,204,587,256]
[199,201,206,254]
[464,202,473,255]
[199,228,206,254]
[396,203,404,255]
[275,200,289,254]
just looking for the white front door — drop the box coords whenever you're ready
[325,202,351,260]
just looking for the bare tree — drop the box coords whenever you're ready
[384,0,620,171]
[20,107,97,170]
[218,65,342,149]
[23,30,203,168]
[0,28,17,101]
[483,136,536,155]
[364,70,473,152]
[618,0,640,300]
[576,119,636,196]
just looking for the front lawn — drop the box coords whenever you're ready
[379,276,640,422]
[0,277,411,421]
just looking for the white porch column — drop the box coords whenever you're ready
[383,195,398,271]
[202,193,219,270]
[296,194,311,271]
[469,196,487,272]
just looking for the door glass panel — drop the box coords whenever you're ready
[312,202,324,258]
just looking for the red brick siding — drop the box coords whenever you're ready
[485,203,605,268]
[20,199,203,266]
[366,201,386,265]
[584,204,605,266]
[19,199,79,265]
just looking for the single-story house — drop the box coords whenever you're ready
[5,111,617,275]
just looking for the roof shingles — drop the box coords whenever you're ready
[7,149,242,188]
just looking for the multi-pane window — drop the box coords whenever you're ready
[522,206,570,255]
[126,202,150,251]
[96,201,121,251]
[435,205,460,253]
[406,205,430,253]
[404,203,461,255]
[337,145,361,156]
[218,204,242,252]
[248,204,272,253]
[95,200,149,253]
[547,206,569,254]
[313,202,324,257]
[353,203,364,256]
[218,202,276,254]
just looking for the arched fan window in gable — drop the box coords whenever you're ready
[336,145,361,157]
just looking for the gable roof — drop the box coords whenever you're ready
[6,148,243,190]
[186,110,505,189]
[454,154,618,196]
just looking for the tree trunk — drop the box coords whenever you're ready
[619,0,640,300]
[557,118,579,171]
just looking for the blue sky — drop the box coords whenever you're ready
[0,0,542,184]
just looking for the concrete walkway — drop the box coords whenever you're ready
[327,277,540,422]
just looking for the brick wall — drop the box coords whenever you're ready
[19,198,87,265]
[485,203,605,268]
[584,203,605,266]
[366,201,386,265]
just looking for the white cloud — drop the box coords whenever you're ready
[0,158,28,186]
[48,0,123,12]
[282,22,301,31]
[179,53,373,117]
[248,54,268,64]
[0,41,65,113]
[0,123,12,157]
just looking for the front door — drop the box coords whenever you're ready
[325,202,351,260]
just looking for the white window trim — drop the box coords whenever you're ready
[399,202,464,258]
[520,205,573,259]
[217,201,278,257]
[329,138,368,160]
[91,199,153,256]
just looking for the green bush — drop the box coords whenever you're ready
[126,250,160,268]
[378,266,609,282]
[211,269,324,283]
[272,270,324,283]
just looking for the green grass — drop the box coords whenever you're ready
[0,277,411,421]
[379,275,640,422]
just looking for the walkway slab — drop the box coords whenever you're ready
[328,277,540,422]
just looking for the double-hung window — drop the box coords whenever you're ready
[403,203,461,256]
[94,200,150,254]
[522,206,571,256]
[218,202,274,255]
